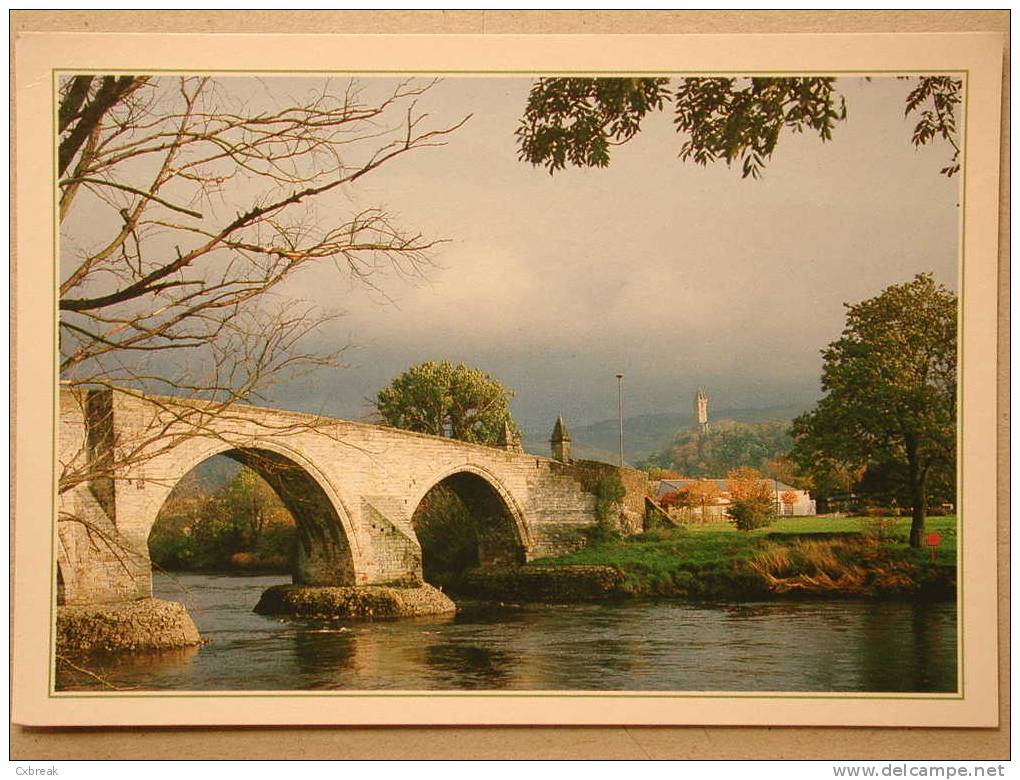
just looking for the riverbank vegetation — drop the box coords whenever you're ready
[412,485,478,587]
[504,516,957,602]
[149,463,295,575]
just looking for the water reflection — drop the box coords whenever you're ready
[56,644,199,690]
[54,574,957,693]
[424,643,519,689]
[290,627,361,682]
[858,601,957,692]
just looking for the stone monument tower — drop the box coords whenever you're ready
[550,415,571,463]
[694,388,710,434]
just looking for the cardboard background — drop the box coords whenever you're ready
[10,9,1009,758]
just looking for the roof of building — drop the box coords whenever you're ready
[656,478,801,497]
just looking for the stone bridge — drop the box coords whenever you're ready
[57,385,647,611]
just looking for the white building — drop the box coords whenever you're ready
[655,478,816,519]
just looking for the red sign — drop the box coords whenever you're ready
[925,532,941,561]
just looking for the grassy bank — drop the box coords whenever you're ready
[522,516,956,601]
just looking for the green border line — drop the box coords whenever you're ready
[51,692,964,700]
[48,67,60,698]
[48,68,968,704]
[955,71,965,700]
[51,68,968,76]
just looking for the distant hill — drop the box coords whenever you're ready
[522,404,808,464]
[187,454,243,492]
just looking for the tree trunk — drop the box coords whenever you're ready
[907,438,927,548]
[59,76,145,177]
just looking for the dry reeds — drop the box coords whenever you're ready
[748,538,916,595]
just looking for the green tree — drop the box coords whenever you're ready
[761,455,812,491]
[222,468,289,548]
[375,361,521,446]
[791,274,957,547]
[517,76,960,178]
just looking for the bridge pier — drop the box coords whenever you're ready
[254,582,456,620]
[55,475,203,657]
[57,599,201,656]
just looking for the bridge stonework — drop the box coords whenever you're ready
[57,387,635,608]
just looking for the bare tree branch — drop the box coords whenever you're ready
[57,75,468,571]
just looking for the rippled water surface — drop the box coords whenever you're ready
[57,573,957,692]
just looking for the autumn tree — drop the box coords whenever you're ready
[780,490,799,514]
[375,361,520,446]
[726,467,776,531]
[726,467,771,502]
[790,274,957,547]
[658,490,686,510]
[148,463,295,572]
[660,480,722,523]
[517,76,961,178]
[685,479,722,521]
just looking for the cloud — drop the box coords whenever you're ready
[176,75,959,429]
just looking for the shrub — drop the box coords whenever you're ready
[587,520,623,545]
[229,551,256,569]
[725,467,776,531]
[590,474,627,543]
[860,515,900,542]
[727,497,775,531]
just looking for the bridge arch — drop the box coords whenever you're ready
[409,463,529,582]
[148,439,362,586]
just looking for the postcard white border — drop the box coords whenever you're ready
[12,31,1004,727]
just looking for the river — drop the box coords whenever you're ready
[56,573,958,692]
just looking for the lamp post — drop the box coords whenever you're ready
[615,373,624,466]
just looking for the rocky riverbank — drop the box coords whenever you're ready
[254,582,457,619]
[460,564,627,602]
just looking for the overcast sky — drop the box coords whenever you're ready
[65,75,961,436]
[264,76,959,433]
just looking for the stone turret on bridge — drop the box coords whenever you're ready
[550,415,571,463]
[498,419,523,453]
